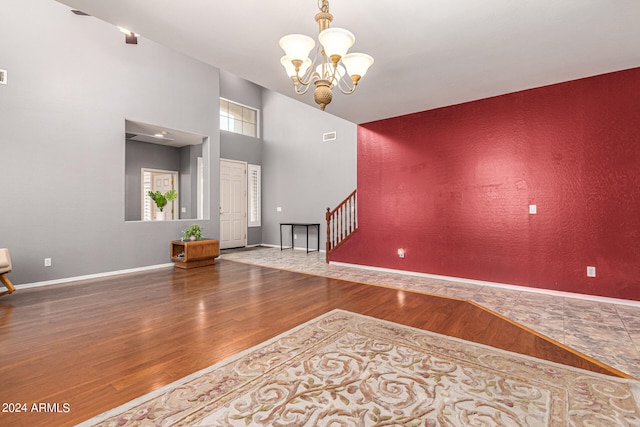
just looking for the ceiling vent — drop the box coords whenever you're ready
[323,131,337,142]
[0,69,6,85]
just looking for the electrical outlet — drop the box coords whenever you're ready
[587,266,596,277]
[44,258,52,267]
[294,234,297,240]
[276,207,282,212]
[529,204,537,214]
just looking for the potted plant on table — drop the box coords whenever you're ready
[147,189,178,221]
[182,224,203,241]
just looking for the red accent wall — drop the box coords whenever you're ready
[332,67,640,301]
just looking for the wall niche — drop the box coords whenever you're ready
[124,119,209,222]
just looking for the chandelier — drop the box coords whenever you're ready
[279,0,374,111]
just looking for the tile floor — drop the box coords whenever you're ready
[220,246,640,379]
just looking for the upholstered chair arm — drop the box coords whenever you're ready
[0,248,11,273]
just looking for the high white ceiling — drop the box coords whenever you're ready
[56,0,640,124]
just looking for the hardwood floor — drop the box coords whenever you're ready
[0,260,627,426]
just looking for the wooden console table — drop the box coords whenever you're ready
[170,239,219,269]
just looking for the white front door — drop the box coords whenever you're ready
[220,159,247,249]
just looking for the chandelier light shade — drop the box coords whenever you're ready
[342,53,374,81]
[318,28,354,62]
[281,56,312,77]
[279,34,315,62]
[279,0,374,111]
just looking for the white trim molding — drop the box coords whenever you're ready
[330,261,640,308]
[14,263,174,291]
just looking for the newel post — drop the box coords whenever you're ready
[325,207,331,263]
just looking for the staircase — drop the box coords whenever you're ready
[325,189,358,263]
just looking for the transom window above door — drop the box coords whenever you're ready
[220,98,258,138]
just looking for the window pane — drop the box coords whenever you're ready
[229,102,243,120]
[243,122,256,137]
[231,118,242,134]
[220,99,229,131]
[243,107,256,124]
[220,99,229,114]
[220,98,259,138]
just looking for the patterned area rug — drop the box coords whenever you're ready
[79,310,640,426]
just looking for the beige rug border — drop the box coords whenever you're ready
[75,308,640,426]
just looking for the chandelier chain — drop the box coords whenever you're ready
[318,0,329,14]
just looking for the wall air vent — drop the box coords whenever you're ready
[323,131,337,142]
[0,69,6,85]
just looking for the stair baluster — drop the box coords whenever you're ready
[325,189,358,263]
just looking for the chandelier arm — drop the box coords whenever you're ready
[328,62,341,84]
[296,70,321,88]
[335,73,356,94]
[292,80,313,95]
[294,48,321,86]
[336,85,356,95]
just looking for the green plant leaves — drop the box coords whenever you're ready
[165,189,178,202]
[148,189,178,212]
[182,224,203,240]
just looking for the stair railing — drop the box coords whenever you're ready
[325,189,357,263]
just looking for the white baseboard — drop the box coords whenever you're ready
[18,253,638,309]
[330,261,640,308]
[14,263,175,290]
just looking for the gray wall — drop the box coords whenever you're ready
[261,90,357,250]
[180,143,203,219]
[0,0,220,284]
[219,70,264,245]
